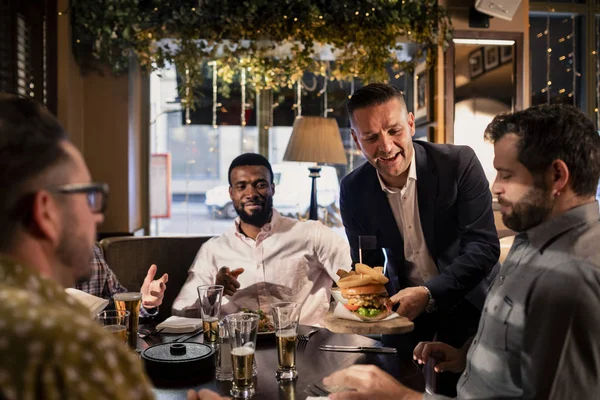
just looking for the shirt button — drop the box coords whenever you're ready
[408,225,412,229]
[473,339,477,345]
[403,196,407,200]
[463,372,468,377]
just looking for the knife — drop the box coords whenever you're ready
[319,345,397,354]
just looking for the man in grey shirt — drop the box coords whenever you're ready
[318,104,600,400]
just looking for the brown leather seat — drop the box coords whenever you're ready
[99,236,212,322]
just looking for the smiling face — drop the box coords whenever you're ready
[229,165,275,227]
[492,134,554,232]
[350,98,415,187]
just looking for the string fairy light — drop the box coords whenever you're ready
[240,66,247,151]
[209,61,219,186]
[296,78,302,117]
[570,2,576,106]
[546,1,551,104]
[184,64,192,233]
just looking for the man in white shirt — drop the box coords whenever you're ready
[172,153,351,326]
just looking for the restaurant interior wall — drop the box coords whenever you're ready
[56,0,150,236]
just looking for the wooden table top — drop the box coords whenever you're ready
[140,325,425,400]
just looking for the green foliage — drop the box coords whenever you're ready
[71,0,452,106]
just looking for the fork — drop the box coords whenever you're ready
[138,327,164,339]
[298,328,319,342]
[305,383,330,397]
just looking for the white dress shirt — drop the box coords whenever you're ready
[376,151,439,286]
[172,209,352,326]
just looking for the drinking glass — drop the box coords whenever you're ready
[271,302,301,381]
[97,310,130,343]
[113,292,142,349]
[216,320,233,381]
[225,312,259,399]
[197,284,224,344]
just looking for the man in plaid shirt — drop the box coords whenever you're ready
[76,244,168,318]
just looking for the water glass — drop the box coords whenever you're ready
[216,320,233,381]
[97,310,130,344]
[197,284,224,344]
[225,312,260,399]
[271,302,301,381]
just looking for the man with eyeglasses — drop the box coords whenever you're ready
[0,94,154,399]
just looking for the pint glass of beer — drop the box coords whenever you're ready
[97,310,130,343]
[197,284,224,344]
[271,302,301,381]
[225,312,259,399]
[113,292,142,349]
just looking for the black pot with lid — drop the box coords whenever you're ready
[141,342,216,387]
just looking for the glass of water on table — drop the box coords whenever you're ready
[197,284,224,344]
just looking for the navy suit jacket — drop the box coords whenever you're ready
[340,141,500,313]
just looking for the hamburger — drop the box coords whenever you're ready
[341,283,391,321]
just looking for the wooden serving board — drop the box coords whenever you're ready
[323,312,414,335]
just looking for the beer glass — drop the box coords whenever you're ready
[271,302,301,381]
[197,284,224,344]
[97,310,130,343]
[225,312,259,399]
[113,292,142,349]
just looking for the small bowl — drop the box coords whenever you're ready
[331,287,347,305]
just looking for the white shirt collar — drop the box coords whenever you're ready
[234,208,281,238]
[376,150,417,193]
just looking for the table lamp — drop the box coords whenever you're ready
[283,116,347,220]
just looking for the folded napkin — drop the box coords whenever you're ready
[156,316,203,334]
[306,397,328,400]
[65,288,109,317]
[332,302,399,322]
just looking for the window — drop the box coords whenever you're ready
[150,57,416,237]
[530,12,585,108]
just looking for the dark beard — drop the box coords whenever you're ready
[501,185,554,232]
[235,196,273,227]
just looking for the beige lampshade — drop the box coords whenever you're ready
[283,116,348,164]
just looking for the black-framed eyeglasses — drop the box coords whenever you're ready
[48,182,109,214]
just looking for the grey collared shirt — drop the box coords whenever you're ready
[426,201,600,400]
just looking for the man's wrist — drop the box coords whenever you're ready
[420,286,437,313]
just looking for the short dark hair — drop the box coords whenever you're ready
[484,104,600,196]
[347,83,406,121]
[228,153,274,185]
[0,94,69,250]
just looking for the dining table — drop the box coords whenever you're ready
[138,325,425,400]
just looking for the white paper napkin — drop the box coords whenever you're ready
[156,316,203,333]
[332,302,399,322]
[306,397,329,400]
[65,288,109,317]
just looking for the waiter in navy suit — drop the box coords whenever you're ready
[340,83,499,368]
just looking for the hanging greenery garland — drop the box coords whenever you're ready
[70,0,452,107]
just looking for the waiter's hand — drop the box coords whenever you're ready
[413,341,467,373]
[323,365,423,400]
[216,267,244,296]
[389,287,429,321]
